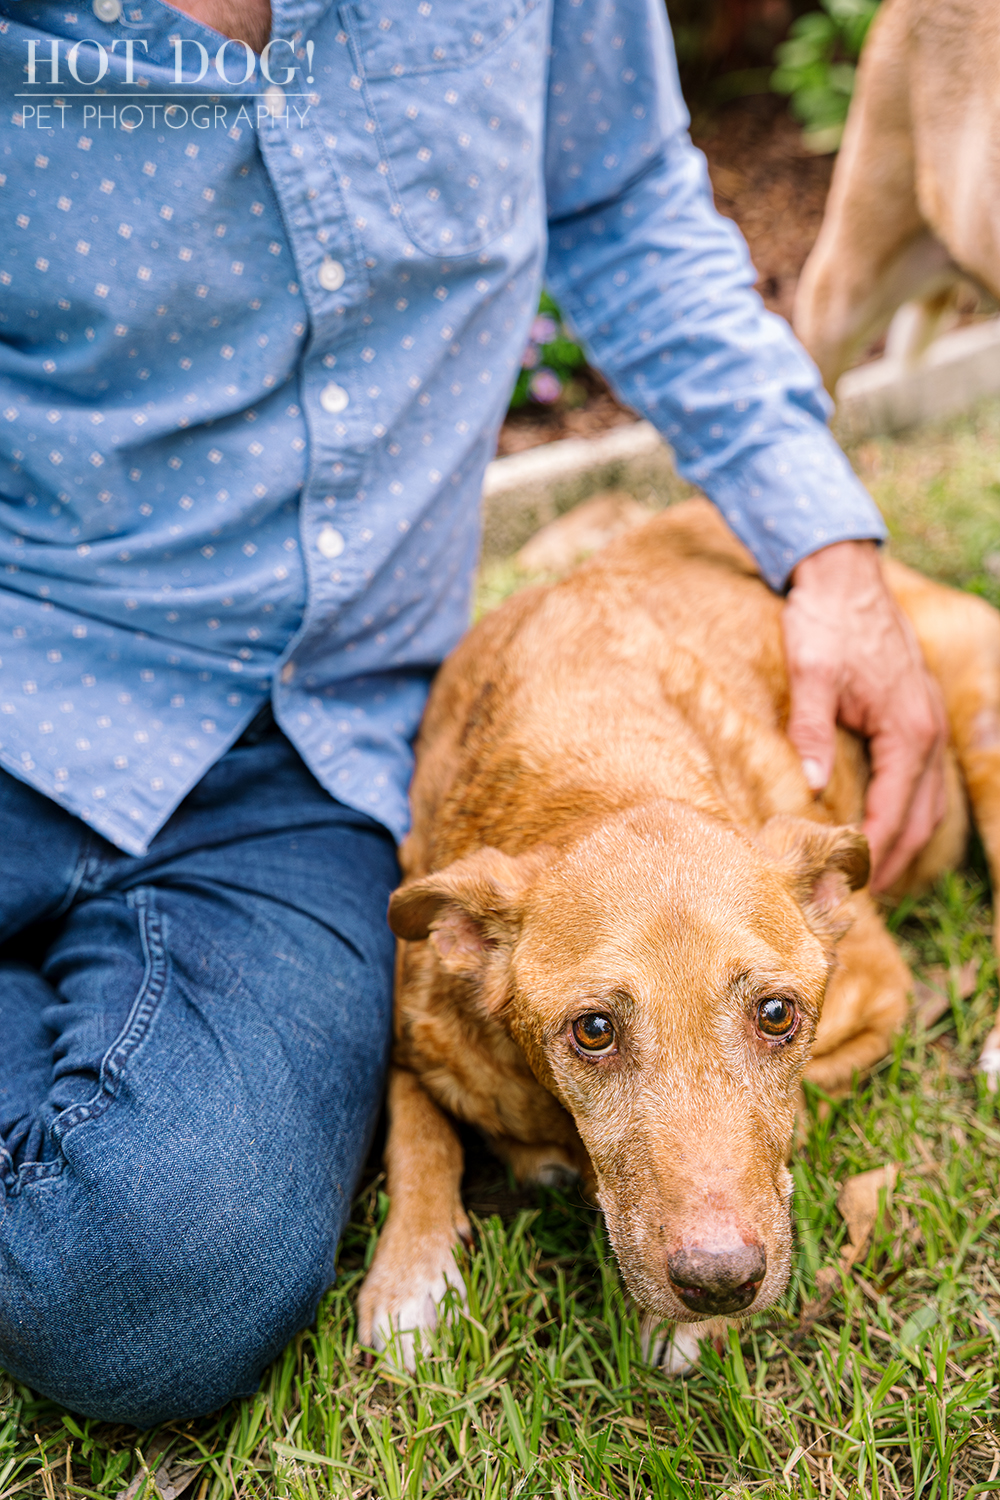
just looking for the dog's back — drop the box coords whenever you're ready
[405,501,817,879]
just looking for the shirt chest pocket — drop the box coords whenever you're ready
[342,0,547,257]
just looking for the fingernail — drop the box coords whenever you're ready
[801,758,827,792]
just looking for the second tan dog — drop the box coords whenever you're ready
[794,0,1000,390]
[357,500,1000,1370]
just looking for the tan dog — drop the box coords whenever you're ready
[357,501,1000,1370]
[793,0,1000,390]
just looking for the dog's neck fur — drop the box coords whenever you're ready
[167,0,271,54]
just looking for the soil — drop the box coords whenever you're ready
[495,374,638,458]
[495,95,834,458]
[694,93,835,327]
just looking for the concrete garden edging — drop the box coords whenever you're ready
[834,318,1000,442]
[481,318,1000,558]
[480,421,692,558]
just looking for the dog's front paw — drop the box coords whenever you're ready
[357,1233,467,1372]
[641,1315,731,1374]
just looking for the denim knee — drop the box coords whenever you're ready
[0,1162,346,1427]
[0,780,395,1426]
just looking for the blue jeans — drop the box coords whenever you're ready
[0,712,399,1427]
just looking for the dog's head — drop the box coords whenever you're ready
[389,801,868,1324]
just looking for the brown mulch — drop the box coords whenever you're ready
[495,376,638,457]
[696,93,835,327]
[496,95,834,457]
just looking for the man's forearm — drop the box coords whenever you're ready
[544,124,887,590]
[543,0,886,590]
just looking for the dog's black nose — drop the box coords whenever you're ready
[667,1242,766,1316]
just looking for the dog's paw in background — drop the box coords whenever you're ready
[488,1136,582,1191]
[357,1222,470,1372]
[978,1024,1000,1090]
[641,1313,732,1374]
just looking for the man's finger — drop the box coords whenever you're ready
[864,722,947,891]
[867,761,935,891]
[783,538,948,873]
[784,654,840,793]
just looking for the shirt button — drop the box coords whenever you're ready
[318,258,346,292]
[317,525,345,559]
[320,382,349,414]
[264,85,285,116]
[280,661,296,683]
[93,0,122,19]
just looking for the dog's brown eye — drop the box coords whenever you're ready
[757,996,797,1039]
[572,1013,616,1053]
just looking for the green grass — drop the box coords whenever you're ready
[849,396,1000,603]
[6,403,1000,1500]
[479,395,1000,619]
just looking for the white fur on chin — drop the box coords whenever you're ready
[641,1313,733,1374]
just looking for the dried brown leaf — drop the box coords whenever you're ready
[911,956,979,1028]
[836,1163,898,1264]
[912,966,950,1028]
[954,955,981,998]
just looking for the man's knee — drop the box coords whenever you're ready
[0,826,393,1425]
[0,1168,343,1427]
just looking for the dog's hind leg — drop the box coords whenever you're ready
[887,560,1000,1082]
[356,1067,471,1370]
[805,894,912,1097]
[883,287,962,368]
[793,0,958,391]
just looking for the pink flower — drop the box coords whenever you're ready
[529,368,563,404]
[521,343,540,370]
[530,315,559,345]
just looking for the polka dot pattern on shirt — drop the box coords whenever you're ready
[0,0,884,852]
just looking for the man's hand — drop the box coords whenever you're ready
[783,540,948,892]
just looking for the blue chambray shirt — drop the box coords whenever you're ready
[0,0,886,856]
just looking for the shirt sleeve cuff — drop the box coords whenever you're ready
[700,429,888,592]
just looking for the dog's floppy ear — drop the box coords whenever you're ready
[389,846,554,982]
[756,815,869,944]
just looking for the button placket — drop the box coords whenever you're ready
[261,109,360,612]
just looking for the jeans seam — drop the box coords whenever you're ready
[5,1159,63,1194]
[47,830,101,918]
[49,888,169,1146]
